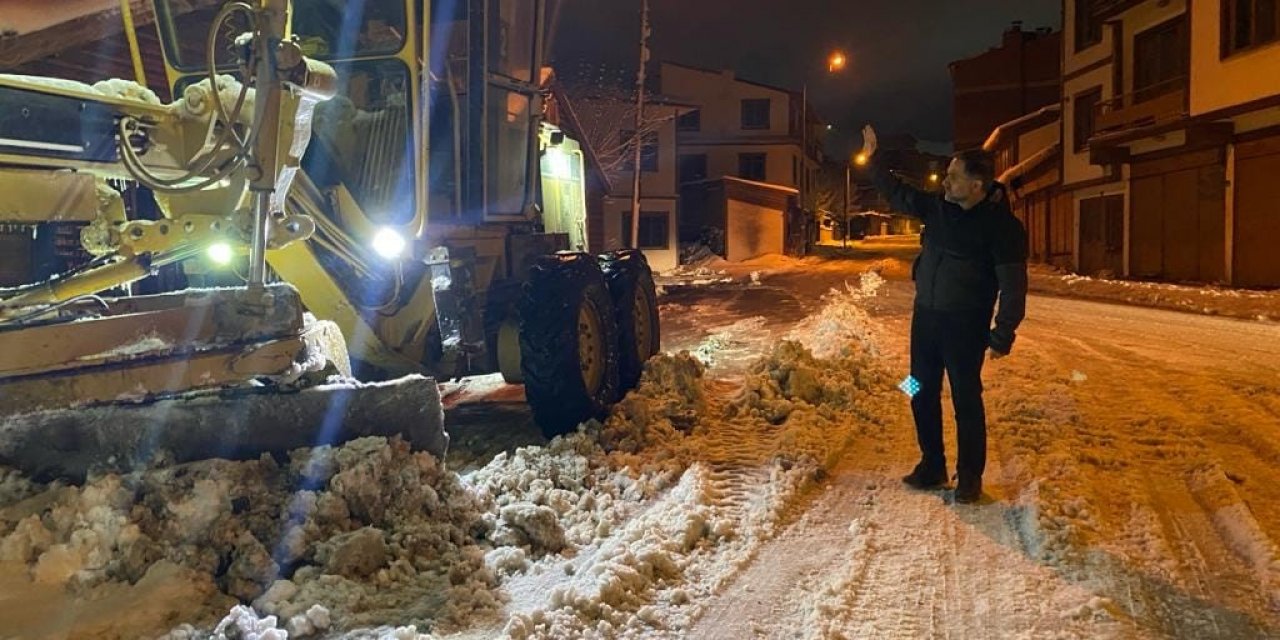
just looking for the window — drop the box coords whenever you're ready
[1073,88,1103,152]
[308,60,416,223]
[488,88,533,214]
[677,109,701,132]
[679,154,708,183]
[1134,17,1188,102]
[488,0,537,81]
[1224,0,1280,57]
[160,0,408,69]
[620,130,659,172]
[1074,0,1104,51]
[622,211,671,249]
[738,153,767,181]
[741,99,771,130]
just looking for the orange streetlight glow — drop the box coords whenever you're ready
[929,173,940,183]
[855,153,869,166]
[828,51,847,73]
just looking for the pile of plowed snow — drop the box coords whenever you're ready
[0,274,895,639]
[0,438,499,639]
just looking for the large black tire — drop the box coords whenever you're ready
[600,250,661,392]
[519,253,621,438]
[483,279,523,379]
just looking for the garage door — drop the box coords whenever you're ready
[1234,136,1280,288]
[1130,148,1225,282]
[1079,195,1124,277]
[726,200,783,262]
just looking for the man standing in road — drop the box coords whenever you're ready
[861,125,1028,504]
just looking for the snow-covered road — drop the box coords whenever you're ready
[664,262,1280,639]
[4,251,1278,639]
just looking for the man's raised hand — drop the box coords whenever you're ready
[861,125,878,159]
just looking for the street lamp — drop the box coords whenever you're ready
[828,50,848,73]
[802,50,849,253]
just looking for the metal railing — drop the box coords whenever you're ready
[1092,75,1188,136]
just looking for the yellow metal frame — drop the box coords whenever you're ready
[144,0,440,375]
[120,0,149,87]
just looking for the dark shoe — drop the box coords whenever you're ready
[902,463,947,490]
[954,475,983,504]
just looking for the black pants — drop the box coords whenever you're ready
[909,308,990,480]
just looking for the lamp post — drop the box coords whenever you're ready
[844,152,868,247]
[807,50,849,250]
[843,161,850,248]
[629,0,651,249]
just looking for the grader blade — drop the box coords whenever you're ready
[0,375,446,481]
[0,285,447,481]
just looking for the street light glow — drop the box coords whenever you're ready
[929,173,940,183]
[855,153,869,166]
[828,51,847,73]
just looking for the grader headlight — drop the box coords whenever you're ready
[207,242,234,266]
[371,227,407,260]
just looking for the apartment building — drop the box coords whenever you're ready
[950,22,1062,153]
[658,61,825,212]
[570,94,691,272]
[1064,0,1280,287]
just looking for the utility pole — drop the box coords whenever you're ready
[629,0,650,248]
[801,83,807,210]
[843,163,850,248]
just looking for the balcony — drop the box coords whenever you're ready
[1093,77,1188,137]
[1086,0,1144,21]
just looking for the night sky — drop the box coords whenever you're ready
[551,0,1061,154]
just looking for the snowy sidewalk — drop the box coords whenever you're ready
[1027,264,1280,323]
[657,246,1280,324]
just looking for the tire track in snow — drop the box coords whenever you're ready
[838,283,1280,637]
[994,319,1280,638]
[690,463,1129,639]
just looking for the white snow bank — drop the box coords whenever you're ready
[473,284,897,637]
[0,438,499,639]
[1029,263,1280,322]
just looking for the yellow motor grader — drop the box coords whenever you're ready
[0,0,660,479]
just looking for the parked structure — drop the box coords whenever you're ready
[659,61,825,240]
[659,61,825,202]
[679,177,801,262]
[971,1,1280,288]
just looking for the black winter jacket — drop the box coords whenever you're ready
[871,159,1029,354]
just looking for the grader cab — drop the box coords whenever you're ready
[0,0,660,478]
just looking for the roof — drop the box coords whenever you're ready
[982,104,1062,152]
[948,26,1060,69]
[681,175,800,194]
[998,142,1060,188]
[660,60,800,99]
[571,91,699,111]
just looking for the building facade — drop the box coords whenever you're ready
[1064,0,1280,287]
[658,61,825,213]
[950,22,1062,153]
[985,106,1074,269]
[568,94,688,273]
